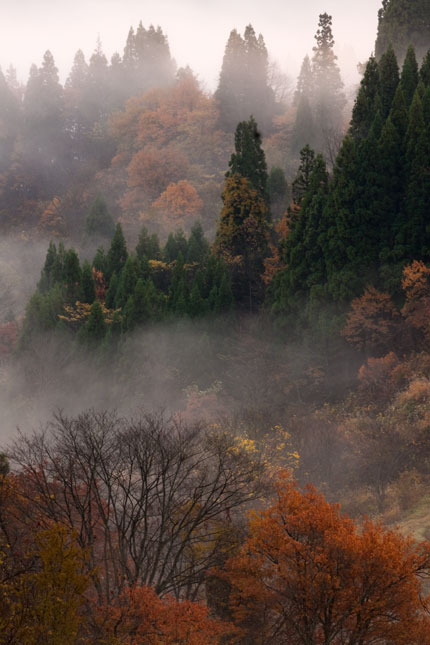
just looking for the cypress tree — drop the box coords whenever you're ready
[136,226,160,260]
[105,272,118,309]
[84,195,115,239]
[63,249,81,302]
[81,299,106,344]
[292,145,316,205]
[186,222,210,263]
[349,56,380,140]
[378,45,400,119]
[419,50,430,86]
[107,223,128,280]
[188,279,205,318]
[226,116,269,203]
[115,257,139,308]
[92,246,107,275]
[400,45,419,105]
[80,260,95,304]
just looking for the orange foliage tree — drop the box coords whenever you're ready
[99,585,232,644]
[152,179,203,230]
[223,472,430,644]
[342,286,400,355]
[401,260,430,343]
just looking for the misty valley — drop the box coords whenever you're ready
[1,1,430,642]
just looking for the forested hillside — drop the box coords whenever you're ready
[2,1,430,642]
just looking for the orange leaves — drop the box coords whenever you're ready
[99,585,232,644]
[223,471,430,644]
[152,180,203,230]
[342,286,399,354]
[401,260,430,340]
[126,145,188,201]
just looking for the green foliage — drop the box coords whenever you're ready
[107,222,128,280]
[80,260,95,304]
[215,25,275,133]
[135,226,161,260]
[84,195,115,239]
[226,116,269,203]
[375,0,430,62]
[80,299,106,344]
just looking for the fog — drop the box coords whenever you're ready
[2,0,382,87]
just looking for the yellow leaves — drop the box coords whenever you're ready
[59,301,121,328]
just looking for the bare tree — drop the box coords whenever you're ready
[7,410,266,605]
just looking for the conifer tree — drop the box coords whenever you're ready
[215,174,269,310]
[81,299,106,343]
[105,273,118,309]
[215,25,274,132]
[84,195,115,239]
[80,260,95,304]
[63,249,81,302]
[375,0,430,62]
[186,222,210,264]
[227,116,268,203]
[311,13,346,160]
[292,145,316,205]
[400,45,419,105]
[378,45,400,118]
[107,223,128,280]
[349,56,380,140]
[136,226,160,260]
[92,246,107,276]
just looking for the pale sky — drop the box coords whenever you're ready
[1,0,382,89]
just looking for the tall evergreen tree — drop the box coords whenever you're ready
[375,0,430,63]
[349,56,380,141]
[84,195,115,239]
[107,223,128,280]
[311,13,346,161]
[378,45,400,119]
[226,116,268,203]
[215,25,274,132]
[400,45,419,106]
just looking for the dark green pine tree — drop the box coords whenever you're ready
[215,29,247,131]
[92,246,107,276]
[403,88,430,259]
[323,135,383,300]
[226,116,269,202]
[169,253,189,316]
[375,0,430,63]
[400,45,419,106]
[163,233,179,263]
[186,222,210,263]
[419,50,430,86]
[107,223,128,280]
[63,249,81,303]
[377,87,408,257]
[135,226,161,260]
[105,272,119,309]
[271,155,329,313]
[80,260,95,304]
[292,145,316,206]
[115,257,139,308]
[38,241,58,292]
[84,195,115,239]
[188,278,205,318]
[292,94,316,155]
[378,45,400,119]
[349,56,380,140]
[81,299,106,344]
[215,271,234,313]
